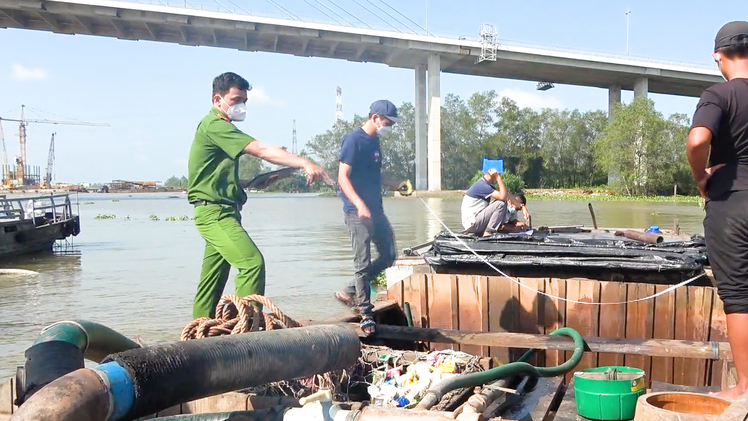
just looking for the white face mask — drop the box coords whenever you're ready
[220,97,247,122]
[376,122,392,136]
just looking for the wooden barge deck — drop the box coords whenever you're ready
[383,225,731,390]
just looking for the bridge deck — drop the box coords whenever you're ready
[0,0,723,96]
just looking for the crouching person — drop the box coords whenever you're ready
[461,169,530,236]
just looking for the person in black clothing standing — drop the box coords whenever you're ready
[687,21,748,400]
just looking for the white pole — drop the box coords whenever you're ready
[626,9,631,57]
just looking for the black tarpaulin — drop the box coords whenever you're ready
[423,231,708,274]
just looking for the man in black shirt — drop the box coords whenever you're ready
[687,20,748,400]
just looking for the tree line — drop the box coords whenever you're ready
[167,91,698,196]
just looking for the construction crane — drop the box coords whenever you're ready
[0,105,109,187]
[42,133,55,189]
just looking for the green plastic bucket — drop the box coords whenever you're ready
[573,366,646,421]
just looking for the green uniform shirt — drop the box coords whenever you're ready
[187,107,254,206]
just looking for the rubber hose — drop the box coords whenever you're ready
[18,320,140,405]
[103,324,360,420]
[415,327,585,410]
[34,320,141,362]
[403,302,414,328]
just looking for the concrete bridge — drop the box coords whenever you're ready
[0,0,723,190]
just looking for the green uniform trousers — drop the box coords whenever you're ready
[192,204,266,319]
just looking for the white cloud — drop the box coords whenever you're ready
[12,64,48,81]
[247,87,284,107]
[135,155,148,164]
[498,88,562,110]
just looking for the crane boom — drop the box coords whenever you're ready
[0,105,109,187]
[0,117,109,127]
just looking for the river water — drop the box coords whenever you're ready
[0,192,706,377]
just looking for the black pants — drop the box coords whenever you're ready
[344,212,397,317]
[704,190,748,314]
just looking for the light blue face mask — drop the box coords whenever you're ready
[507,207,517,215]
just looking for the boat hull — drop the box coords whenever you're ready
[0,216,80,260]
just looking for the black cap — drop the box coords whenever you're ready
[714,21,748,52]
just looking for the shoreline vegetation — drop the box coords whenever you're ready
[315,188,702,204]
[403,188,703,203]
[160,94,702,202]
[53,187,703,204]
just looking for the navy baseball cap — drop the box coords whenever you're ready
[715,21,748,52]
[369,100,399,123]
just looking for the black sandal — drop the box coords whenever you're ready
[360,317,376,336]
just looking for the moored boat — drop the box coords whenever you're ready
[0,193,80,261]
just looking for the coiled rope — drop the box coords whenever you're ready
[180,294,301,341]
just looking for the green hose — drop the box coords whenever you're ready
[403,302,414,328]
[415,327,585,410]
[34,320,141,363]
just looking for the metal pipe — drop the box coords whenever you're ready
[588,203,598,229]
[615,230,663,244]
[10,368,117,421]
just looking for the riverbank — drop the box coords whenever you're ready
[397,188,702,204]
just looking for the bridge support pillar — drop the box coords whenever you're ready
[608,85,621,123]
[634,77,649,99]
[427,54,441,191]
[415,63,427,191]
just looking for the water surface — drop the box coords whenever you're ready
[0,192,705,377]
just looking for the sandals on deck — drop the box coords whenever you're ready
[336,290,376,335]
[335,291,355,308]
[360,316,377,336]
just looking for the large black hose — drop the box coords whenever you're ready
[415,327,585,410]
[17,320,140,405]
[103,324,360,420]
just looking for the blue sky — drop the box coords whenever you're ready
[0,0,736,183]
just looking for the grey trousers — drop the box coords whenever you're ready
[344,212,397,317]
[466,200,507,235]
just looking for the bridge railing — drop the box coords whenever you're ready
[118,0,715,71]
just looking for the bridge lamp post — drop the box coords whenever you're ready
[626,9,631,57]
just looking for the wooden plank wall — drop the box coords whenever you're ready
[387,273,729,388]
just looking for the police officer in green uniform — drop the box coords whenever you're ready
[187,72,325,319]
